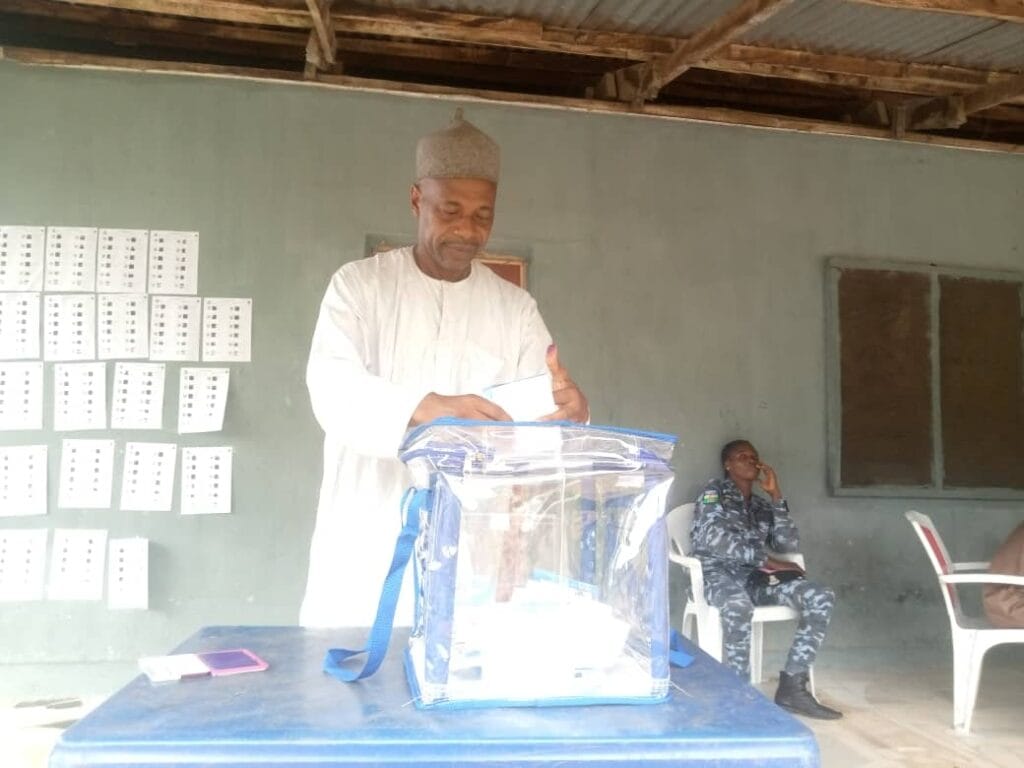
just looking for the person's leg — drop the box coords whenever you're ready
[751,578,842,720]
[703,570,755,678]
[752,579,835,674]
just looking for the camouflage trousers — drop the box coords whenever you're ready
[702,569,835,677]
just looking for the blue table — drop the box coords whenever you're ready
[50,626,819,767]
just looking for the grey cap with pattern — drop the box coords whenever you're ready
[415,108,500,183]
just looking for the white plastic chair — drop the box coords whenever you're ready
[905,510,1024,733]
[667,502,813,689]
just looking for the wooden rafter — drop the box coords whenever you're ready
[851,0,1024,23]
[4,0,1022,144]
[3,44,1021,155]
[305,0,336,68]
[609,0,795,102]
[16,1,1024,105]
[911,73,1024,129]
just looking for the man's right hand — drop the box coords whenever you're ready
[410,392,511,426]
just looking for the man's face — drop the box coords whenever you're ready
[411,177,497,281]
[725,443,761,482]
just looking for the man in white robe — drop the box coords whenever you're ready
[300,110,589,627]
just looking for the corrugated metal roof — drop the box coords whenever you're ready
[361,0,1024,73]
[742,0,1022,70]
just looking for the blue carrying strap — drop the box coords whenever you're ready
[322,488,430,682]
[668,629,695,668]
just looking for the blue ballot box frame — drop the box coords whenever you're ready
[49,626,820,768]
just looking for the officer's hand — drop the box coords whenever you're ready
[410,393,511,425]
[539,344,589,423]
[758,463,783,502]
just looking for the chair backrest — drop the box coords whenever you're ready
[905,510,962,622]
[666,502,696,557]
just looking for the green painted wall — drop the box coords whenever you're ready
[1,62,1022,695]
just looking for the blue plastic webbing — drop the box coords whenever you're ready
[322,488,429,682]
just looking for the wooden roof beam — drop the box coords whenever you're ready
[20,1,1024,107]
[304,0,337,78]
[602,0,795,103]
[850,0,1024,23]
[4,43,1022,153]
[911,73,1024,129]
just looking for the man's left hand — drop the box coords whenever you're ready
[540,344,589,423]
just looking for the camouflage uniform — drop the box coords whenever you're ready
[690,477,835,677]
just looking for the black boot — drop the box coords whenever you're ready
[774,671,843,720]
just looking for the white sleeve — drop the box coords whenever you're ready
[306,268,429,459]
[517,295,553,379]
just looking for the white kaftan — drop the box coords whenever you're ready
[300,247,552,627]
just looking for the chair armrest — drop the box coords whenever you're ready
[952,561,990,572]
[940,573,1024,587]
[668,553,707,602]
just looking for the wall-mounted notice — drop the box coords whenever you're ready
[58,438,114,509]
[0,361,43,430]
[181,446,232,515]
[148,230,198,295]
[202,298,252,362]
[53,362,106,431]
[98,293,149,359]
[120,442,176,512]
[110,362,165,430]
[178,367,228,433]
[0,226,45,291]
[150,296,200,361]
[0,444,47,517]
[107,537,149,610]
[44,294,96,361]
[45,226,98,292]
[48,528,107,601]
[0,292,41,360]
[97,228,149,293]
[0,528,49,601]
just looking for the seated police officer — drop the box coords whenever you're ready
[691,439,842,720]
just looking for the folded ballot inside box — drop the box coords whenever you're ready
[395,419,678,709]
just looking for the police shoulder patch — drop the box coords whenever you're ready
[701,489,720,505]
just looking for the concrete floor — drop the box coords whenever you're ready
[3,648,1022,767]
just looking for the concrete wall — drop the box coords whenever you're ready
[1,62,1022,692]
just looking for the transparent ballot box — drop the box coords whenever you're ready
[399,419,677,709]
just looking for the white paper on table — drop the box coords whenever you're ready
[96,229,148,293]
[98,293,149,359]
[58,438,114,509]
[0,361,43,430]
[44,294,96,361]
[202,298,252,362]
[0,444,47,516]
[44,226,98,292]
[180,446,232,515]
[148,230,198,295]
[107,537,149,610]
[53,362,107,431]
[149,296,200,361]
[0,226,45,291]
[111,362,165,430]
[483,373,557,421]
[47,528,107,601]
[178,367,229,433]
[0,528,49,601]
[120,442,176,512]
[0,292,41,360]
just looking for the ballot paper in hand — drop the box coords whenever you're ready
[483,373,556,422]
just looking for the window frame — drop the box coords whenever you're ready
[825,256,1024,500]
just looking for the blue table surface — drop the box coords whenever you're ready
[50,625,819,768]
